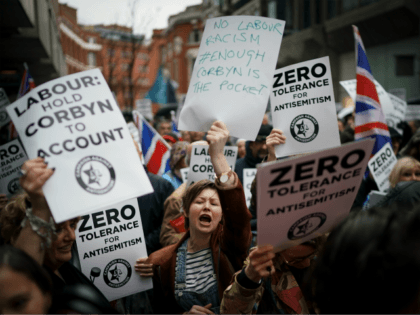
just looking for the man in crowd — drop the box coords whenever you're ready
[156,119,172,136]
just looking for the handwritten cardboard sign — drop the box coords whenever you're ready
[243,168,256,208]
[0,88,11,128]
[270,56,340,157]
[187,144,238,186]
[179,16,285,140]
[75,198,152,301]
[367,142,397,192]
[0,139,28,198]
[6,69,153,223]
[257,139,374,253]
[135,99,153,121]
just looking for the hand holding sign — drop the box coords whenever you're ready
[244,245,276,283]
[135,257,153,277]
[266,129,286,162]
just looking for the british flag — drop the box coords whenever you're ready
[353,25,391,157]
[133,110,171,175]
[17,63,36,99]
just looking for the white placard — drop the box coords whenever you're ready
[387,93,407,134]
[257,139,374,253]
[367,142,397,192]
[243,168,256,208]
[0,139,28,198]
[270,56,340,157]
[179,16,285,140]
[0,88,11,128]
[135,99,153,121]
[6,69,153,223]
[187,145,238,186]
[339,79,398,132]
[389,88,406,101]
[405,105,420,121]
[75,198,152,301]
[180,167,189,183]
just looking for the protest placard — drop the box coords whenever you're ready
[389,88,406,101]
[405,105,420,121]
[243,168,256,208]
[0,88,11,128]
[179,16,285,140]
[135,99,153,121]
[367,142,397,192]
[187,144,238,186]
[270,56,340,157]
[0,139,28,198]
[257,139,374,253]
[386,93,407,134]
[6,69,153,223]
[340,80,402,133]
[75,198,152,301]
[180,167,188,183]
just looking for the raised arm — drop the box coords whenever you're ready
[14,157,55,265]
[266,128,286,162]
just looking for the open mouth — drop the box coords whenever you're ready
[199,214,212,223]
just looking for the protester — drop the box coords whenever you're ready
[340,113,355,144]
[189,131,205,142]
[181,130,192,143]
[235,124,273,184]
[311,205,420,313]
[0,158,112,311]
[156,119,172,136]
[162,133,180,147]
[389,126,403,155]
[337,118,345,132]
[388,156,420,188]
[398,131,420,161]
[162,141,189,189]
[221,237,326,314]
[408,119,420,135]
[0,245,52,314]
[236,139,246,159]
[136,121,252,314]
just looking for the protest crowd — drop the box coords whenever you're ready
[1,13,420,315]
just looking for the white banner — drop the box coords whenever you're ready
[387,93,407,134]
[187,145,238,186]
[180,167,189,183]
[270,56,340,157]
[0,88,11,128]
[75,198,152,301]
[367,142,397,192]
[6,69,153,223]
[135,99,153,121]
[405,105,420,121]
[0,139,28,198]
[243,168,256,208]
[257,139,374,253]
[179,16,285,140]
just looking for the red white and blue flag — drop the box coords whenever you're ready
[133,110,171,175]
[353,25,391,157]
[170,110,182,138]
[17,63,36,99]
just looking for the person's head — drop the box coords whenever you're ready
[0,193,28,244]
[236,139,246,159]
[278,236,327,269]
[0,245,52,314]
[388,156,420,188]
[169,141,189,172]
[344,113,355,129]
[389,126,403,155]
[182,180,222,236]
[44,217,80,270]
[189,131,205,142]
[181,131,191,143]
[157,120,171,136]
[249,125,273,159]
[408,120,420,135]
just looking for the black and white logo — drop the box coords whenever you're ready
[7,178,20,195]
[287,212,327,240]
[290,114,319,143]
[75,156,115,195]
[103,259,132,288]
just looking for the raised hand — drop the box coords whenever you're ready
[244,245,276,283]
[135,257,153,277]
[266,129,286,162]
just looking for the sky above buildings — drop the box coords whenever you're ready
[59,0,202,38]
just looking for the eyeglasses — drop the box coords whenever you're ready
[280,252,316,266]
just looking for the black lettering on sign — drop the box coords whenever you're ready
[273,73,283,88]
[79,215,92,232]
[269,166,292,187]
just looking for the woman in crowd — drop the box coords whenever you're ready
[311,205,420,313]
[0,158,112,311]
[162,141,189,189]
[388,156,420,188]
[136,121,252,314]
[0,245,52,314]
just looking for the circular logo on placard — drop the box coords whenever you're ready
[287,212,327,240]
[7,178,20,195]
[0,112,8,123]
[75,156,115,194]
[290,114,319,143]
[103,259,132,288]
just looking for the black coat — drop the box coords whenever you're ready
[235,141,264,184]
[137,168,174,255]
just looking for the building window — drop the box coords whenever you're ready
[138,65,148,73]
[189,29,201,43]
[303,0,311,29]
[327,0,338,19]
[121,50,132,59]
[124,91,132,99]
[123,77,131,85]
[137,52,148,60]
[396,55,415,76]
[87,52,96,66]
[173,58,179,81]
[342,0,358,12]
[111,77,118,84]
[88,37,96,43]
[107,48,115,57]
[121,63,129,71]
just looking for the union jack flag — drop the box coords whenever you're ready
[18,63,36,99]
[133,110,171,175]
[353,25,391,157]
